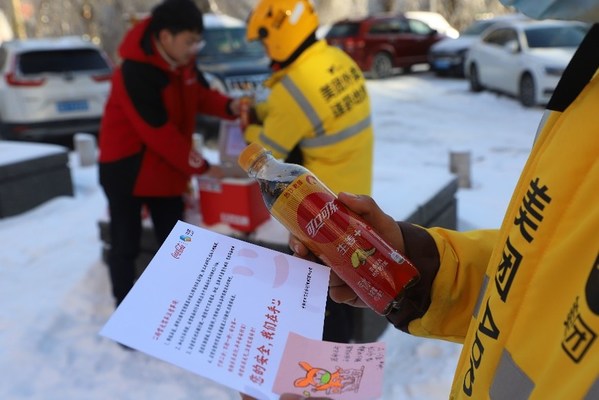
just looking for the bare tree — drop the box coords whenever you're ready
[0,0,511,65]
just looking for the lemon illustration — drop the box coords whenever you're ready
[351,247,376,268]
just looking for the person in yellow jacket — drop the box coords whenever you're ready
[282,5,599,400]
[244,0,374,345]
[244,0,373,196]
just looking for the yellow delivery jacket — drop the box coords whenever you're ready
[389,26,599,399]
[245,40,374,195]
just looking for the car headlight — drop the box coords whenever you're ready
[544,66,565,77]
[203,72,227,94]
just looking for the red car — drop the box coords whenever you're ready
[325,13,447,78]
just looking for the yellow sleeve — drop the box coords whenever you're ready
[386,223,498,343]
[254,101,269,122]
[244,123,262,144]
[410,228,498,342]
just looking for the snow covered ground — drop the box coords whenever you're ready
[0,71,543,400]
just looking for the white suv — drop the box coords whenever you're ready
[0,36,112,141]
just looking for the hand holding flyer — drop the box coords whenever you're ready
[100,221,386,400]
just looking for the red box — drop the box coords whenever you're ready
[198,177,270,232]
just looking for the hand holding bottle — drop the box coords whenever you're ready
[289,192,408,309]
[238,143,419,315]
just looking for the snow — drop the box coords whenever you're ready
[0,140,65,164]
[0,72,543,400]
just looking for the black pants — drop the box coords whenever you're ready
[323,295,355,343]
[104,191,183,305]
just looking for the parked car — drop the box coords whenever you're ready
[0,36,113,142]
[464,19,588,107]
[325,13,447,79]
[405,11,459,39]
[429,14,529,76]
[196,13,271,141]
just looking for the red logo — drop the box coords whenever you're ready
[297,192,350,243]
[171,243,186,259]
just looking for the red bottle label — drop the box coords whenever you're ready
[297,191,350,243]
[271,174,419,315]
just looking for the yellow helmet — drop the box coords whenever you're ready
[246,0,319,63]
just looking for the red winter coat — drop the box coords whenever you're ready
[98,18,233,197]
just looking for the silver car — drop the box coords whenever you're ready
[0,36,112,141]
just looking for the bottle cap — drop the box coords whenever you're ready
[238,142,266,172]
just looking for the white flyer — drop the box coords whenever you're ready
[100,220,330,400]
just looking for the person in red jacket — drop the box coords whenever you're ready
[98,0,240,306]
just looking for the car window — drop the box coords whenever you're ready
[408,19,434,35]
[524,25,588,48]
[198,27,264,58]
[18,48,110,75]
[325,22,360,38]
[369,20,392,34]
[369,18,410,35]
[483,28,518,46]
[391,19,409,33]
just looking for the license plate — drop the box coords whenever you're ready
[56,100,89,113]
[433,59,452,70]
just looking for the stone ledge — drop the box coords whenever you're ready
[0,142,73,218]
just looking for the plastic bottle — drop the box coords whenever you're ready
[238,143,420,316]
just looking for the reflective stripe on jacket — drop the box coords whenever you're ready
[389,25,599,399]
[245,40,374,195]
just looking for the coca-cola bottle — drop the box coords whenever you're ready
[238,143,420,315]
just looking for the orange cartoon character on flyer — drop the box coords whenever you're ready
[293,361,364,396]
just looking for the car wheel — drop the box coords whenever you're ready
[519,73,536,107]
[468,64,483,92]
[371,52,393,79]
